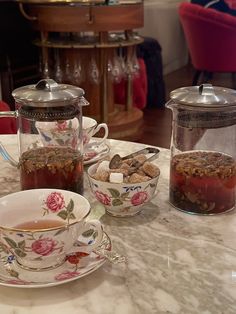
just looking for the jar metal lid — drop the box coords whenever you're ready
[169,84,236,109]
[12,79,88,108]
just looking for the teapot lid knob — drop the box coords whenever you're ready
[35,79,58,91]
[199,84,215,96]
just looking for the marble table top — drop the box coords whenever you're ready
[0,134,236,314]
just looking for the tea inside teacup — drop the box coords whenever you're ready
[14,219,66,230]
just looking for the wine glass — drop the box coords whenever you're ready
[88,56,100,85]
[54,49,63,83]
[107,58,113,80]
[130,49,140,78]
[111,49,124,84]
[73,59,84,85]
[64,58,73,83]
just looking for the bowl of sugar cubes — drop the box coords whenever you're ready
[87,147,160,217]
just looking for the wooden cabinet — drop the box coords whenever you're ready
[20,2,144,140]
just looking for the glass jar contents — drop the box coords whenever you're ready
[169,151,236,214]
[19,146,83,194]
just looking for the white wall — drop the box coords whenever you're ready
[139,0,189,75]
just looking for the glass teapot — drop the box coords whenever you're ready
[0,79,89,194]
[166,84,236,215]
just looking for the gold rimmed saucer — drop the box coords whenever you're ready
[84,142,110,165]
[0,232,111,289]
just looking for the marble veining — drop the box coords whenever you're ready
[0,135,236,314]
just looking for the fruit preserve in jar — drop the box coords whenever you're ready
[169,151,236,214]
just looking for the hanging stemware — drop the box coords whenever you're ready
[54,49,63,83]
[88,56,100,85]
[42,60,50,79]
[73,59,84,85]
[112,49,124,84]
[130,47,140,78]
[118,47,128,80]
[107,58,113,80]
[65,57,73,83]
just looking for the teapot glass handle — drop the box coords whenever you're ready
[0,142,18,167]
[0,111,17,119]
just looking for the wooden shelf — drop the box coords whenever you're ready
[20,2,144,140]
[34,37,143,49]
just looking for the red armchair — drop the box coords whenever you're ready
[0,101,16,134]
[226,0,236,9]
[179,2,236,86]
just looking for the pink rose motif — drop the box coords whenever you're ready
[55,271,80,281]
[56,121,67,131]
[6,279,30,285]
[45,192,65,213]
[95,191,111,205]
[31,238,57,256]
[83,134,90,145]
[131,191,148,206]
[84,151,97,161]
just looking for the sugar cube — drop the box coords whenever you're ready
[109,172,123,183]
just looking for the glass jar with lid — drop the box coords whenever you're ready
[166,84,236,215]
[0,79,89,194]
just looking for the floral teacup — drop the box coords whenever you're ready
[87,164,159,217]
[36,118,80,149]
[0,189,103,271]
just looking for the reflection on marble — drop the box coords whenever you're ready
[0,135,236,314]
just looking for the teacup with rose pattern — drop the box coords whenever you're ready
[0,189,103,271]
[36,118,80,149]
[87,163,160,217]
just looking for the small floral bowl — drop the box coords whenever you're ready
[87,163,159,217]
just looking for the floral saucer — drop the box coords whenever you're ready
[0,232,111,289]
[84,142,110,165]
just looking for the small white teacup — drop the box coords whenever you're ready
[0,189,103,271]
[82,116,108,149]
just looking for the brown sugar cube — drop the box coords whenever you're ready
[93,170,110,182]
[129,173,151,183]
[123,158,134,165]
[120,162,130,170]
[142,162,160,178]
[134,154,147,164]
[136,168,147,176]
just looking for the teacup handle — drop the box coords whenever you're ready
[69,219,104,254]
[92,123,109,145]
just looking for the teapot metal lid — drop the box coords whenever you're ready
[168,84,236,128]
[12,79,88,108]
[170,84,236,109]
